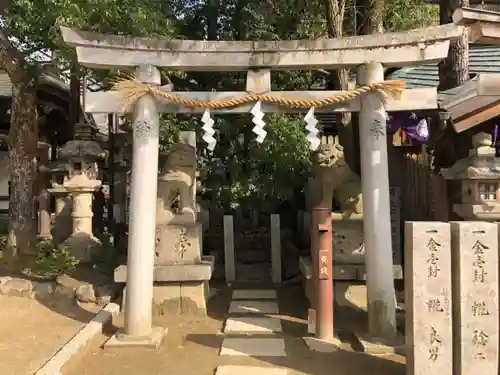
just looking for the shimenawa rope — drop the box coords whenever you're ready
[109,75,405,113]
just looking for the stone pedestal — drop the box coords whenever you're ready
[331,213,364,264]
[451,222,498,375]
[116,223,214,316]
[154,220,213,315]
[63,177,101,262]
[117,256,214,316]
[48,187,72,243]
[405,222,452,375]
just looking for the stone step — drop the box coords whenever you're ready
[228,300,279,315]
[215,365,287,375]
[224,317,283,334]
[219,338,286,357]
[232,289,277,300]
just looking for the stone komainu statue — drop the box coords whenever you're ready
[158,143,197,217]
[315,143,363,217]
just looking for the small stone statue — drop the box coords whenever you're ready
[157,143,197,223]
[315,143,363,217]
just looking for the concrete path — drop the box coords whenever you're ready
[216,289,288,375]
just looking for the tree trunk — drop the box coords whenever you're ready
[435,0,470,221]
[356,0,385,35]
[7,81,38,256]
[323,0,354,169]
[438,0,469,92]
[436,0,470,168]
[0,30,39,259]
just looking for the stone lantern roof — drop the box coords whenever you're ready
[58,122,106,161]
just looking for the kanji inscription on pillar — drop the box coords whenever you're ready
[318,249,329,280]
[369,118,386,140]
[451,222,498,375]
[405,222,452,375]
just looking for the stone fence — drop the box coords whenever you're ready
[406,221,498,375]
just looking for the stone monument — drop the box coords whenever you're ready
[116,131,214,315]
[441,132,500,374]
[405,221,452,375]
[451,222,498,375]
[441,132,500,220]
[59,122,106,261]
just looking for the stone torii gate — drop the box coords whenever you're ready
[60,24,462,349]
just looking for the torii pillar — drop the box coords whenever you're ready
[106,65,167,348]
[357,62,398,348]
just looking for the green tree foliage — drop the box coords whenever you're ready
[0,0,174,258]
[383,0,439,31]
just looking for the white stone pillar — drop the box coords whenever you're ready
[117,65,165,344]
[357,62,397,340]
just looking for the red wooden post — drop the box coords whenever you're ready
[311,206,334,340]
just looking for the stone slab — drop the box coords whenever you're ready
[123,281,211,316]
[232,289,277,300]
[405,222,452,374]
[215,365,287,375]
[114,256,214,283]
[303,336,341,352]
[104,326,167,349]
[451,222,499,375]
[219,338,286,357]
[228,300,279,314]
[355,333,405,355]
[224,317,283,333]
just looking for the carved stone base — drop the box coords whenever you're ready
[117,255,214,316]
[62,232,101,262]
[122,281,211,316]
[331,213,365,264]
[155,223,202,265]
[114,257,214,283]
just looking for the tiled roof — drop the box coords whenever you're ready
[387,45,500,88]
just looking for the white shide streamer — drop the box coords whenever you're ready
[201,108,217,151]
[251,101,267,143]
[304,107,320,151]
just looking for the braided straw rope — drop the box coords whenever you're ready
[109,75,405,113]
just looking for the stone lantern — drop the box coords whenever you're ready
[59,122,106,261]
[36,139,52,239]
[441,132,500,221]
[46,159,72,243]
